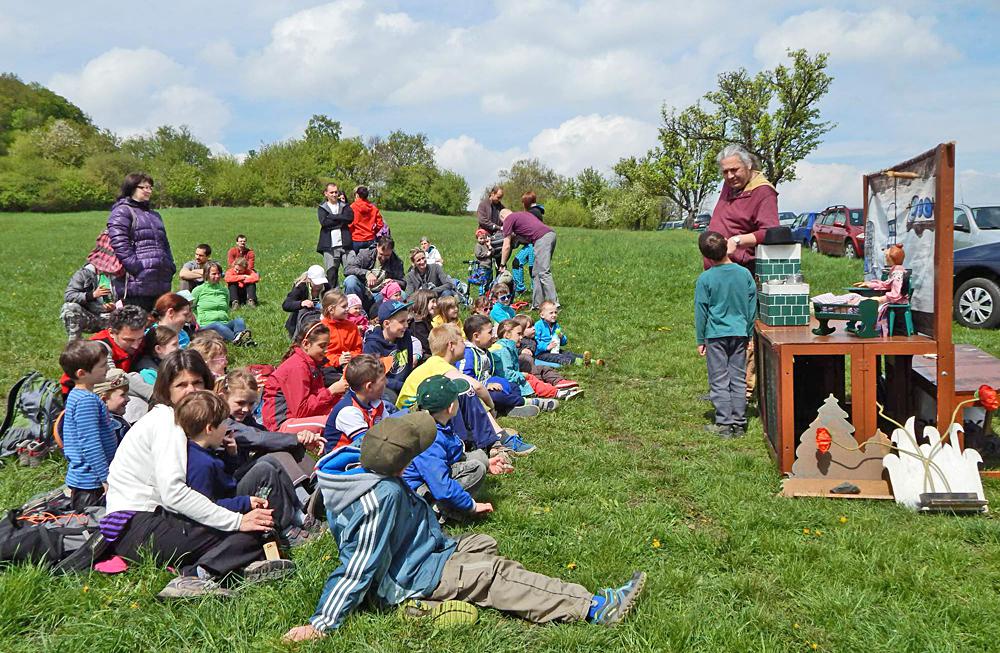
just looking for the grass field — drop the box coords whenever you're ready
[1,207,999,652]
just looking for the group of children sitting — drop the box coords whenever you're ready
[46,228,643,638]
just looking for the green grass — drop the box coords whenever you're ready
[1,207,999,652]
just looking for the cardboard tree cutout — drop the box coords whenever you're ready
[790,394,892,480]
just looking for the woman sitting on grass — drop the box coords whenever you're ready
[149,293,195,348]
[282,265,330,339]
[192,261,254,346]
[103,349,287,599]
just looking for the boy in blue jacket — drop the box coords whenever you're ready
[534,301,596,366]
[283,411,646,642]
[362,300,414,403]
[403,375,494,522]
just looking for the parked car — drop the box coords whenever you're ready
[954,204,1000,250]
[778,211,797,226]
[690,213,710,231]
[954,241,1000,329]
[792,211,819,246]
[811,205,864,258]
[656,219,684,231]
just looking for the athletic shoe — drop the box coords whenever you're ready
[247,299,257,308]
[500,431,537,456]
[557,387,584,401]
[530,398,559,412]
[243,558,296,583]
[704,424,734,439]
[231,300,240,311]
[26,440,49,467]
[157,576,233,600]
[730,425,746,438]
[401,599,479,626]
[554,379,579,390]
[507,404,541,418]
[589,571,646,626]
[16,439,33,467]
[232,330,248,346]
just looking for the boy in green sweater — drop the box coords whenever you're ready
[694,231,757,439]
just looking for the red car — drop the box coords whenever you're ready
[810,205,864,258]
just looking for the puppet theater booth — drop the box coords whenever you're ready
[757,143,994,510]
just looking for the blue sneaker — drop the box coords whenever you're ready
[500,431,537,456]
[588,571,646,626]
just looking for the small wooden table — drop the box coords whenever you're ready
[756,319,936,473]
[911,344,1000,404]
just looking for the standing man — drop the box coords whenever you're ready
[179,244,212,292]
[477,186,505,269]
[317,183,354,287]
[499,209,558,310]
[706,143,780,400]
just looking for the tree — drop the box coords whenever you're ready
[494,158,566,208]
[565,167,611,209]
[304,114,342,143]
[702,48,834,185]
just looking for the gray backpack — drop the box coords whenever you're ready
[0,372,64,457]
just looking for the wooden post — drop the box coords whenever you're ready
[934,143,957,434]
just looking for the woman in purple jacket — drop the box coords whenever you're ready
[107,173,176,312]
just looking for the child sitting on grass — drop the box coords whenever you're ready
[59,340,117,510]
[492,320,562,403]
[407,290,437,364]
[695,230,757,439]
[95,368,131,442]
[534,301,600,366]
[345,294,369,334]
[323,354,397,453]
[135,325,180,385]
[362,300,415,403]
[283,411,646,642]
[471,294,491,319]
[189,330,229,380]
[461,314,546,417]
[320,289,362,384]
[431,295,462,332]
[489,283,515,323]
[225,256,260,309]
[403,375,495,523]
[512,314,582,396]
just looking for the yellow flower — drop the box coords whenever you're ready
[651,538,662,549]
[130,602,139,610]
[543,507,551,513]
[815,530,823,537]
[793,623,800,629]
[802,528,811,535]
[566,562,577,570]
[82,585,89,593]
[323,555,332,561]
[839,516,848,524]
[811,643,819,650]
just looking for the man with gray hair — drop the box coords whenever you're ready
[705,144,779,275]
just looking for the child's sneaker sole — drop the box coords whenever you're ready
[243,558,295,583]
[507,405,541,418]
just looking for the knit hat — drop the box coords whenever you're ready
[346,294,363,310]
[93,368,129,396]
[416,375,470,413]
[382,281,403,300]
[360,411,438,475]
[475,228,488,238]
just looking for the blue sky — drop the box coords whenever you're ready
[2,0,997,210]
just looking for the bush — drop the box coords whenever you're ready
[592,186,660,230]
[428,169,470,215]
[544,197,594,228]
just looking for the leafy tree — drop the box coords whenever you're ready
[427,169,470,215]
[122,125,211,169]
[304,114,342,143]
[0,73,90,155]
[494,158,566,209]
[565,167,612,209]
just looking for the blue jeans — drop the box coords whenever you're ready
[352,240,374,252]
[201,318,247,342]
[343,276,374,313]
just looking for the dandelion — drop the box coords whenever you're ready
[651,538,662,549]
[543,507,551,513]
[811,643,819,650]
[130,602,139,610]
[802,528,811,535]
[793,623,800,629]
[566,562,577,570]
[323,555,332,561]
[839,516,848,524]
[815,530,823,537]
[82,585,89,593]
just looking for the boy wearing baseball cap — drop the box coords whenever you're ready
[362,300,414,402]
[403,375,499,522]
[284,411,646,642]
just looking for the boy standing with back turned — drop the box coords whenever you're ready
[695,231,757,439]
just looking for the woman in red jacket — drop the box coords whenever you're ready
[225,256,260,308]
[348,186,385,251]
[262,321,349,434]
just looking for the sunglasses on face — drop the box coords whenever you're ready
[498,294,511,302]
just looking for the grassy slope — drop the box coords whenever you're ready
[0,207,998,652]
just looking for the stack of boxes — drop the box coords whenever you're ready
[756,243,810,326]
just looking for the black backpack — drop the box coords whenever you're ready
[0,372,64,457]
[0,488,108,573]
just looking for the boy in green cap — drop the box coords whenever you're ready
[402,375,500,522]
[284,411,646,641]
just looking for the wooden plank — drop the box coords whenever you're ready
[935,143,957,432]
[780,477,894,500]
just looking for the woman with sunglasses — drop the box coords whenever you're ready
[106,173,176,312]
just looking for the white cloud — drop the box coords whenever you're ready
[436,114,658,208]
[773,160,863,214]
[754,8,959,66]
[49,48,230,142]
[198,41,239,68]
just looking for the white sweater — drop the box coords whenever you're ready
[105,404,243,532]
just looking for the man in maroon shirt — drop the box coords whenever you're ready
[705,144,780,274]
[499,209,558,309]
[705,144,779,400]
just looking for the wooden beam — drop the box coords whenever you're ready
[934,143,956,435]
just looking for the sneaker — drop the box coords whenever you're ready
[243,558,296,583]
[401,599,479,626]
[507,404,541,418]
[554,379,579,390]
[157,576,233,600]
[557,387,584,401]
[531,398,559,412]
[16,439,33,467]
[589,571,646,627]
[232,330,248,346]
[231,300,240,311]
[730,425,746,438]
[704,424,734,439]
[247,299,257,308]
[27,440,49,467]
[500,431,537,456]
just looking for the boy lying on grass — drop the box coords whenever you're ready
[283,411,646,641]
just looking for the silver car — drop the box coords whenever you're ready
[954,204,1000,250]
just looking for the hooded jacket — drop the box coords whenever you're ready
[262,346,337,430]
[490,338,533,396]
[317,201,354,253]
[362,327,414,393]
[310,446,456,632]
[64,263,118,316]
[107,197,176,297]
[348,197,384,243]
[402,421,474,512]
